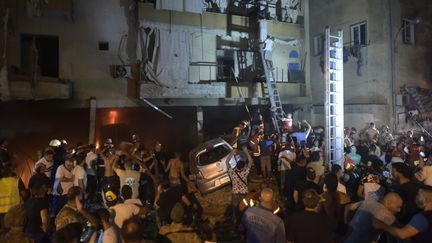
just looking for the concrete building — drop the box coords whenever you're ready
[308,0,432,133]
[0,0,308,149]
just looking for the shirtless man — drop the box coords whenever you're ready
[100,153,120,206]
[165,153,189,186]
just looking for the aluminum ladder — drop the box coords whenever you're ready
[324,27,344,167]
[259,48,285,134]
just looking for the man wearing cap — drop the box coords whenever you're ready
[225,146,253,224]
[159,203,201,243]
[374,185,432,242]
[286,189,336,243]
[242,188,285,243]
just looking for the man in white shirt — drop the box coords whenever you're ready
[52,158,75,216]
[263,35,275,70]
[113,160,141,199]
[34,149,55,178]
[109,185,147,228]
[73,157,87,192]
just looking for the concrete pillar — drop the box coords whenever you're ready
[197,106,204,143]
[88,97,97,144]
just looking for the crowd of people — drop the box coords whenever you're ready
[0,112,432,243]
[0,137,204,243]
[229,111,432,243]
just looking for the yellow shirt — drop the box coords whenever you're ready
[0,177,20,214]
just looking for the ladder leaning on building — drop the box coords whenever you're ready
[324,27,345,168]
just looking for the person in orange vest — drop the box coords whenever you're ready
[239,186,281,216]
[249,132,263,177]
[231,120,250,149]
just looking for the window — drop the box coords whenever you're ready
[197,145,230,166]
[98,41,109,51]
[402,19,415,45]
[350,21,367,45]
[313,34,324,56]
[21,34,59,77]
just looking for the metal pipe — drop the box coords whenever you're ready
[140,98,173,119]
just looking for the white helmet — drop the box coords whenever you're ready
[49,139,61,147]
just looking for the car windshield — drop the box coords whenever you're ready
[197,144,230,166]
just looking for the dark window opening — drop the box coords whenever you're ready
[402,19,416,45]
[217,49,235,82]
[99,41,109,51]
[21,34,59,77]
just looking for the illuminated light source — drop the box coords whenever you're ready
[242,198,248,206]
[95,141,100,149]
[109,111,118,124]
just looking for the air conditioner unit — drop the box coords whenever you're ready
[111,65,132,78]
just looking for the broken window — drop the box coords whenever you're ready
[350,21,367,46]
[216,49,235,82]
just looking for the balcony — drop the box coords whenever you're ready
[138,3,302,39]
[1,74,72,101]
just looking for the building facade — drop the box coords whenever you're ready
[308,0,432,133]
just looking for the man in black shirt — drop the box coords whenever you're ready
[286,189,336,243]
[293,167,322,210]
[155,179,191,226]
[25,180,50,243]
[29,165,52,194]
[391,162,419,224]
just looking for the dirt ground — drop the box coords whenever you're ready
[193,172,281,242]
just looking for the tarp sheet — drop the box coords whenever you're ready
[138,21,248,86]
